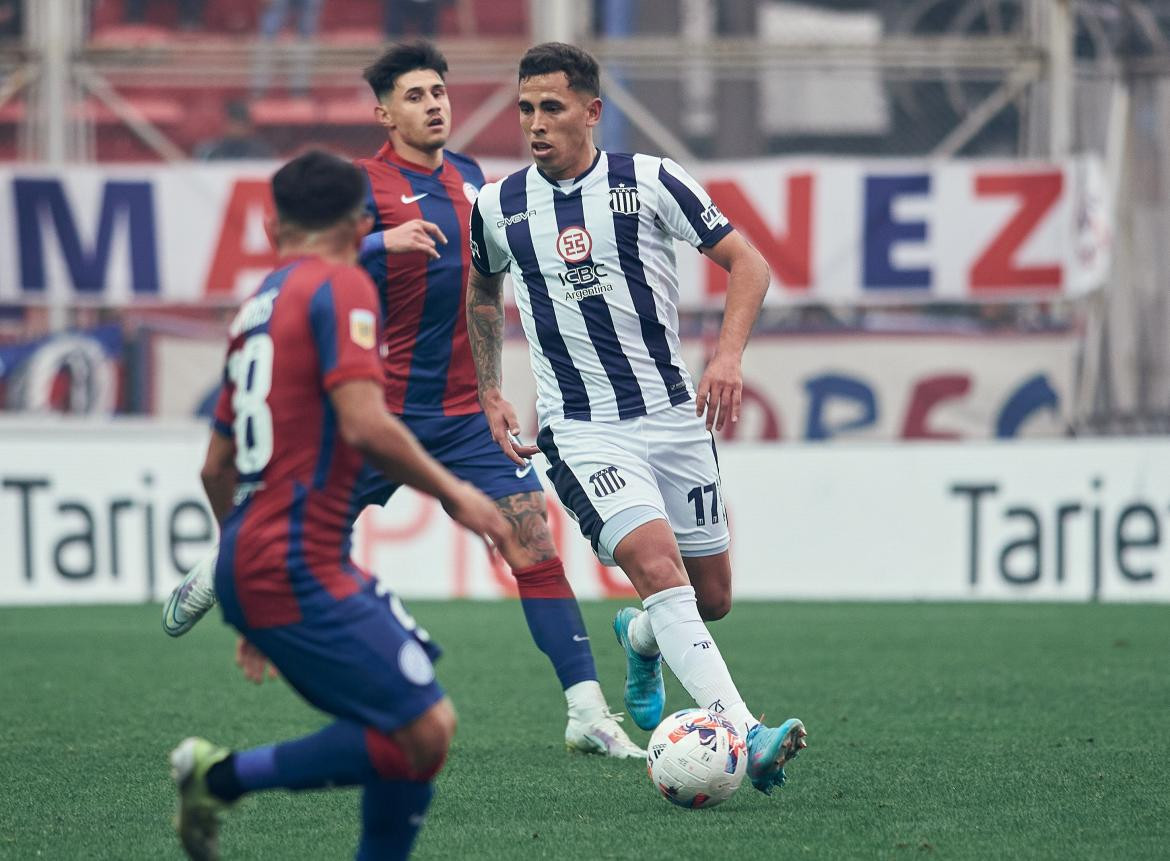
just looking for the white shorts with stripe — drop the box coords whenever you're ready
[535,402,729,566]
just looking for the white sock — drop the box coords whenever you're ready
[564,680,607,718]
[643,585,758,739]
[626,608,659,656]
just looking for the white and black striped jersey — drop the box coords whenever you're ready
[470,149,734,425]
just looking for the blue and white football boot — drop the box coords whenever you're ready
[163,550,218,637]
[746,718,808,794]
[612,607,666,731]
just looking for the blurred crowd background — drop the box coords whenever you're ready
[0,1,1168,438]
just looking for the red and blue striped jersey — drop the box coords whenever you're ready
[212,256,385,629]
[356,143,484,417]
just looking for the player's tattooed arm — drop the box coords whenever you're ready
[494,491,558,567]
[466,268,539,466]
[466,267,506,399]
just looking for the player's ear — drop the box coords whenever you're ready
[373,101,393,131]
[264,215,280,252]
[585,97,602,129]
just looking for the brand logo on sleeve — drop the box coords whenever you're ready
[349,308,376,350]
[700,202,727,230]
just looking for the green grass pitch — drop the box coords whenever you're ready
[1,601,1167,860]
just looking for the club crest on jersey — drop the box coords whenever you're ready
[608,184,640,215]
[589,466,626,497]
[349,308,376,350]
[556,226,592,263]
[463,181,479,204]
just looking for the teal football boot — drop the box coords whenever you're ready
[746,718,808,794]
[612,607,666,731]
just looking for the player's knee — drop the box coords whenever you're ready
[629,555,688,595]
[697,593,731,621]
[404,699,456,779]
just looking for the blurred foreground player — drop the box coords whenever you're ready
[167,41,642,760]
[466,43,807,794]
[169,150,509,861]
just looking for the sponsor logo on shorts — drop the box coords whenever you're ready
[398,640,435,686]
[589,466,626,498]
[515,460,533,478]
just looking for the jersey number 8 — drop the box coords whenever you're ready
[227,334,275,474]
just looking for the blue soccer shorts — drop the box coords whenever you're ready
[355,411,542,509]
[235,578,445,734]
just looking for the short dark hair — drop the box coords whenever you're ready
[363,41,448,100]
[271,150,365,231]
[518,42,599,97]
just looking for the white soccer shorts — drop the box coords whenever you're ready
[535,402,729,566]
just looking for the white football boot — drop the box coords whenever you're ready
[163,550,219,637]
[565,708,646,759]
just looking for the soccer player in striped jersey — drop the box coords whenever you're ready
[171,150,510,860]
[351,42,639,759]
[466,43,808,795]
[164,41,642,761]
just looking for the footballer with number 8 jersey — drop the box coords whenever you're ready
[171,150,509,861]
[467,42,808,796]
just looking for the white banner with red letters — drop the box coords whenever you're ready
[0,156,1109,307]
[2,420,1166,605]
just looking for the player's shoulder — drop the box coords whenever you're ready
[442,149,484,182]
[478,164,536,209]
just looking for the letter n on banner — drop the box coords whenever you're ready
[703,174,813,298]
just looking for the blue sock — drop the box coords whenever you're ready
[230,720,379,794]
[513,558,598,689]
[357,779,434,861]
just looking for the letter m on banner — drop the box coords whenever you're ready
[15,178,160,295]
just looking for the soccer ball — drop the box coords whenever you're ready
[646,709,747,809]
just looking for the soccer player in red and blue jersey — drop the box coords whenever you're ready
[169,150,509,861]
[353,42,642,757]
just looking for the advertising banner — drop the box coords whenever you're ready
[152,332,1078,442]
[0,156,1109,307]
[1,422,1166,605]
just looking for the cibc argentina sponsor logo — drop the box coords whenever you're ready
[555,225,592,263]
[608,183,640,215]
[559,261,614,301]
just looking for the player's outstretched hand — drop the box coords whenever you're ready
[381,219,448,260]
[481,391,540,467]
[695,352,743,432]
[441,480,511,552]
[235,636,278,685]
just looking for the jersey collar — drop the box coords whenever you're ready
[536,147,604,191]
[376,141,445,176]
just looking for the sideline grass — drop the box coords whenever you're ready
[1,601,1167,859]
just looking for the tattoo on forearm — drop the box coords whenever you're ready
[467,271,504,397]
[494,491,558,564]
